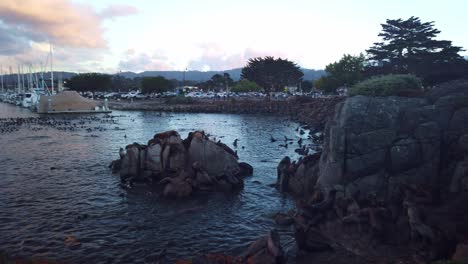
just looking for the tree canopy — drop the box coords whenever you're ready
[314,54,365,94]
[241,56,304,96]
[365,16,468,84]
[210,73,234,91]
[197,73,234,92]
[301,80,314,93]
[65,73,111,92]
[141,76,174,94]
[231,80,263,93]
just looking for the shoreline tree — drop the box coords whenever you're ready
[365,16,468,85]
[241,56,303,98]
[141,76,174,94]
[314,54,365,94]
[231,80,262,93]
[198,73,234,92]
[65,73,111,92]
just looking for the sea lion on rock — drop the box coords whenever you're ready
[242,230,284,264]
[405,201,435,244]
[277,156,291,192]
[266,229,284,261]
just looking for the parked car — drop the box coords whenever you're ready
[121,91,140,99]
[104,92,118,99]
[162,92,177,98]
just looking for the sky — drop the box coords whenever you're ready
[0,0,467,73]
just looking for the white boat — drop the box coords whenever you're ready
[21,92,36,108]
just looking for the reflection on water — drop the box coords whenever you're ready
[0,103,312,263]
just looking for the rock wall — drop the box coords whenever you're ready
[316,80,468,201]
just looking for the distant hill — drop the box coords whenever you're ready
[0,68,325,85]
[0,71,77,85]
[119,68,325,81]
[119,68,243,81]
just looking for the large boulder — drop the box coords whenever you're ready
[314,90,468,199]
[111,130,252,198]
[188,136,240,178]
[145,143,162,175]
[120,143,142,181]
[277,153,321,196]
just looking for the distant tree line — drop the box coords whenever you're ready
[65,73,112,92]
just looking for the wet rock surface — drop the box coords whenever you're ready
[112,130,251,197]
[275,80,468,263]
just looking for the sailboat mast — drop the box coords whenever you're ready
[9,66,13,92]
[21,65,25,92]
[0,65,4,93]
[17,65,21,93]
[50,44,54,93]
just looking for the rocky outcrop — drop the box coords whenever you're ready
[316,80,468,201]
[111,130,252,198]
[276,152,321,196]
[276,80,468,263]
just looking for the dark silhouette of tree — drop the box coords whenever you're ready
[241,56,303,97]
[231,80,262,93]
[111,75,140,92]
[366,16,468,85]
[65,73,111,92]
[301,80,314,93]
[209,73,233,91]
[198,73,234,91]
[141,76,174,94]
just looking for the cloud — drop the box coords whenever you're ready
[0,0,138,73]
[0,24,32,55]
[188,43,290,71]
[118,52,174,72]
[0,0,109,49]
[100,5,139,18]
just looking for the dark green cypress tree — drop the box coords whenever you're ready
[366,16,468,85]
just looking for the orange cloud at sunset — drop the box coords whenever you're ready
[0,0,138,49]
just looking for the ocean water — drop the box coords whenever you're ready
[0,102,313,263]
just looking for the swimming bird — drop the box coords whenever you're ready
[233,139,238,147]
[270,135,276,143]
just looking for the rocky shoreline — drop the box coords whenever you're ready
[108,96,344,131]
[274,79,468,264]
[108,81,468,263]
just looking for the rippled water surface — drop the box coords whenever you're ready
[0,103,312,263]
